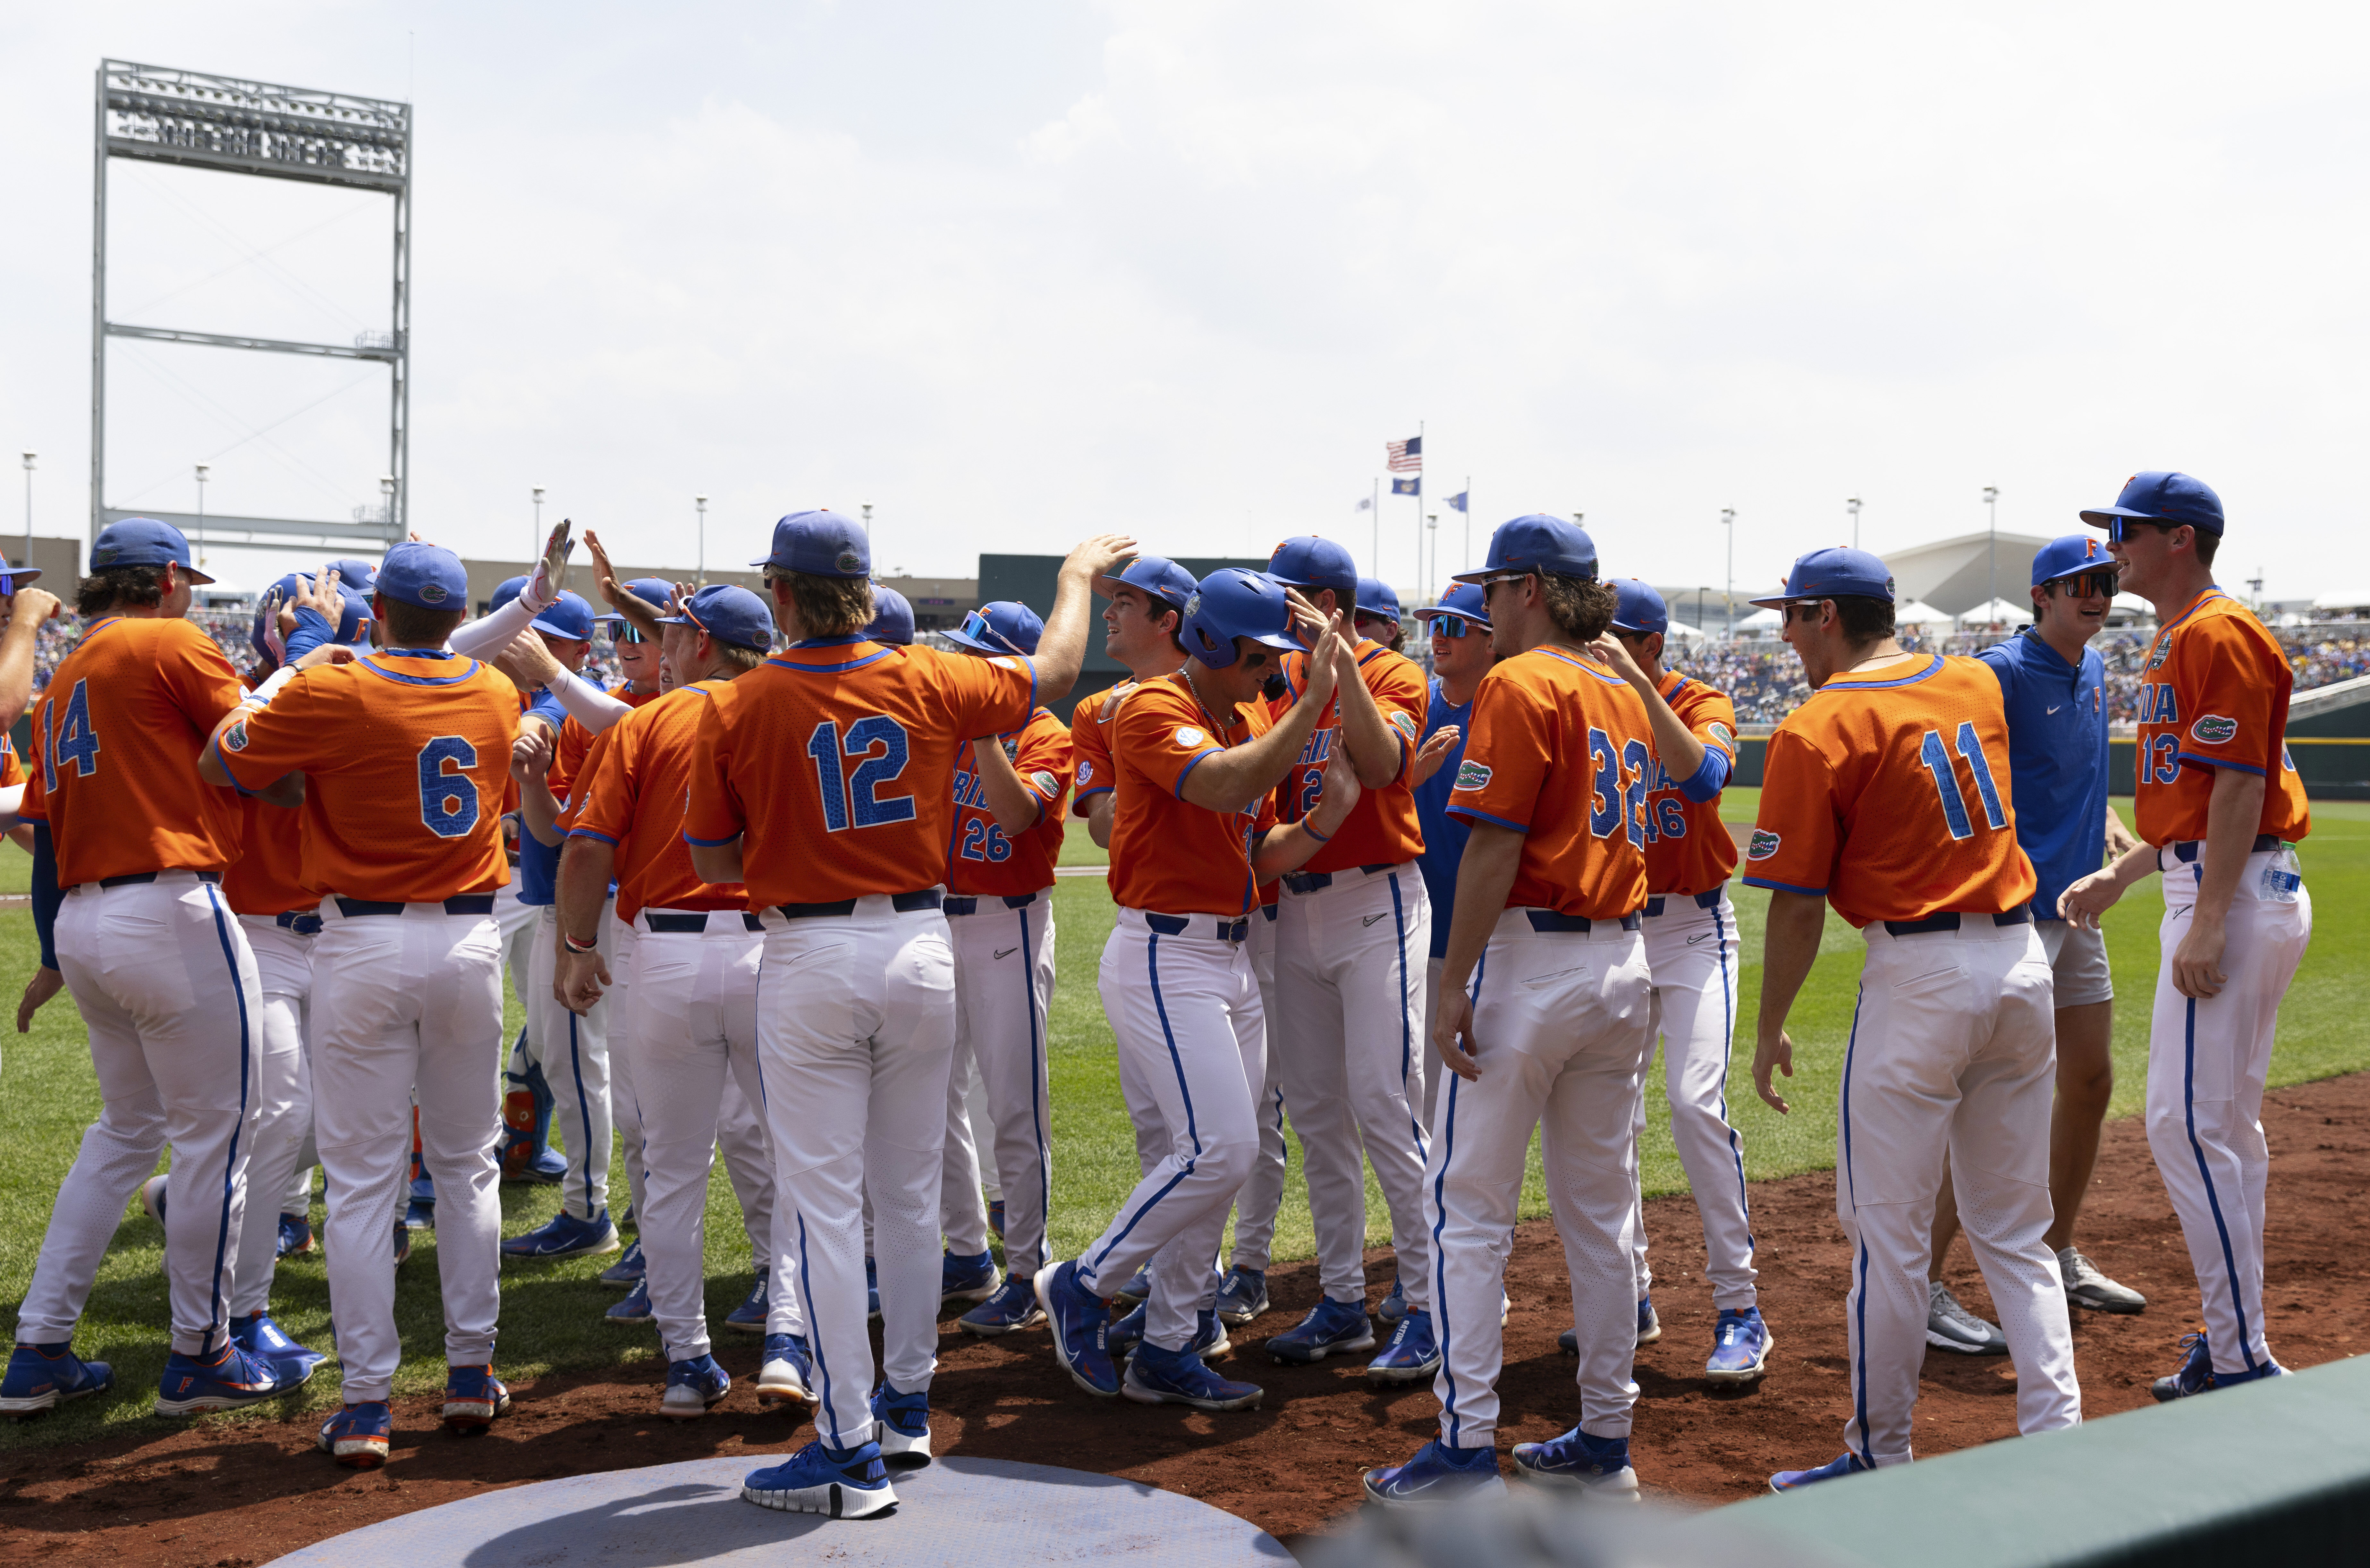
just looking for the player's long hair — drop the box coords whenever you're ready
[763,566,874,639]
[1540,575,1617,643]
[76,565,165,616]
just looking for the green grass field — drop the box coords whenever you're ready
[3,799,2362,1449]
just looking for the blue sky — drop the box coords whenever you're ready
[4,1,2366,601]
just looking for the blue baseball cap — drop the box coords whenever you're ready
[1266,536,1359,609]
[1610,579,1669,636]
[530,590,596,643]
[325,557,379,595]
[1355,577,1402,624]
[945,600,1044,657]
[596,576,674,622]
[251,576,372,660]
[1452,515,1599,584]
[1415,580,1492,630]
[90,517,214,585]
[376,541,468,610]
[659,583,776,653]
[754,510,870,577]
[1749,546,1896,609]
[2079,471,2224,538]
[864,587,915,646]
[2031,534,2119,588]
[1097,554,1198,613]
[0,566,44,595]
[489,575,529,613]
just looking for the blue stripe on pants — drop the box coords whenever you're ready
[203,885,253,1351]
[2184,996,2257,1372]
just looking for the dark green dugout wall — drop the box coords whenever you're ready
[978,552,1269,716]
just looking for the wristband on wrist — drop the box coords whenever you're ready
[1303,820,1332,843]
[562,932,598,955]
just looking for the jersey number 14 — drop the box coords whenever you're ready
[1917,722,2007,841]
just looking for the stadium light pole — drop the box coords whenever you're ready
[1721,508,1736,640]
[1983,485,1999,620]
[1848,496,1861,550]
[1426,512,1438,605]
[20,452,32,570]
[862,501,875,576]
[695,494,708,585]
[531,485,545,562]
[193,462,208,570]
[379,475,395,531]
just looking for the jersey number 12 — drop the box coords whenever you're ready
[808,716,917,832]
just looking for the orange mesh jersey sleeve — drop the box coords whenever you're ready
[1067,687,1122,818]
[948,708,1071,896]
[1641,674,1741,897]
[682,638,1037,907]
[217,651,520,903]
[1105,674,1262,917]
[223,668,314,918]
[1742,654,2036,928]
[26,617,246,886]
[1446,646,1651,920]
[0,732,24,790]
[571,681,748,921]
[1273,641,1428,873]
[2133,591,2310,847]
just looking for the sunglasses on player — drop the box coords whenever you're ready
[612,623,650,644]
[1426,613,1483,639]
[2104,517,2186,544]
[958,610,1029,656]
[2047,570,2120,599]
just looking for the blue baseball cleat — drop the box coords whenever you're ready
[742,1439,898,1519]
[661,1355,732,1419]
[2152,1331,2213,1401]
[724,1277,768,1334]
[1121,1343,1262,1411]
[942,1249,999,1305]
[230,1312,326,1380]
[1367,1308,1441,1384]
[870,1382,932,1467]
[606,1279,653,1323]
[1113,1266,1153,1306]
[758,1333,817,1410]
[1267,1297,1375,1365]
[318,1401,393,1469]
[599,1239,646,1288]
[276,1213,315,1258]
[1637,1293,1662,1344]
[1706,1307,1772,1384]
[1363,1438,1505,1507]
[1214,1266,1269,1326]
[404,1163,435,1229]
[0,1343,114,1415]
[1376,1274,1409,1326]
[1036,1260,1118,1397]
[1770,1452,1873,1492]
[1511,1426,1641,1498]
[959,1276,1045,1336]
[1108,1304,1229,1363]
[501,1210,621,1263]
[154,1343,285,1416]
[443,1363,511,1431]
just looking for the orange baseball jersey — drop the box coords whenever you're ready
[947,708,1071,897]
[0,731,23,790]
[1447,646,1652,920]
[1105,673,1277,917]
[1068,684,1124,819]
[2132,588,2311,847]
[215,650,520,903]
[554,683,662,795]
[222,670,315,919]
[683,636,1037,908]
[571,680,749,921]
[1744,653,2037,929]
[1640,671,1741,898]
[1271,639,1427,872]
[21,616,245,887]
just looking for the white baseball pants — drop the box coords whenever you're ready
[624,910,786,1362]
[2147,846,2312,1378]
[1080,912,1265,1352]
[231,915,314,1317]
[520,902,614,1221]
[715,1073,778,1267]
[22,874,264,1357]
[1274,864,1432,1310]
[608,915,646,1226]
[310,901,505,1402]
[1428,911,1652,1448]
[1839,919,2080,1465]
[943,892,1057,1276]
[495,882,539,1097]
[940,1044,993,1256]
[757,898,956,1449]
[1421,955,1445,1132]
[1631,890,1757,1310]
[1229,903,1289,1274]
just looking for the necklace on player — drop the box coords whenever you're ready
[1180,663,1232,746]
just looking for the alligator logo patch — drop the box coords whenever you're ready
[1453,759,1492,791]
[2191,715,2239,745]
[1747,828,1782,860]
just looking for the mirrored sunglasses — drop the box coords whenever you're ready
[959,610,1027,655]
[612,623,650,644]
[2049,570,2120,599]
[1426,613,1481,639]
[2106,517,2175,544]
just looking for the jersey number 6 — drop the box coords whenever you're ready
[417,736,481,839]
[807,716,918,833]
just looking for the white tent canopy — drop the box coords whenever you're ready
[1893,598,1954,628]
[1664,618,1705,640]
[1958,597,2032,626]
[1735,606,1785,632]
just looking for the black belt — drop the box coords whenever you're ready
[1526,910,1642,934]
[2170,834,2280,864]
[1883,903,2031,937]
[644,911,765,934]
[777,890,943,920]
[92,870,220,890]
[335,894,498,918]
[276,910,323,937]
[1642,888,1726,919]
[1280,862,1398,895]
[942,891,1042,916]
[1144,912,1249,942]
[1260,903,1278,923]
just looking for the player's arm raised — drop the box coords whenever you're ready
[1252,733,1362,877]
[1329,627,1410,789]
[1591,630,1714,793]
[1029,533,1138,700]
[1177,615,1348,812]
[969,733,1049,836]
[0,585,62,729]
[583,529,662,641]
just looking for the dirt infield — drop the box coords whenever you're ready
[5,1071,2366,1566]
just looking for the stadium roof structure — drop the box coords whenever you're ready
[1881,530,2056,616]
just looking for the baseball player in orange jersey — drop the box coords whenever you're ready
[2058,473,2312,1401]
[1037,567,1361,1414]
[1,520,290,1420]
[1363,517,1658,1507]
[938,601,1075,1335]
[1256,536,1439,1382]
[1743,547,2080,1491]
[1587,580,1770,1383]
[558,584,809,1418]
[202,542,522,1469]
[687,513,1124,1518]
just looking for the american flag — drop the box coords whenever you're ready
[1386,436,1422,473]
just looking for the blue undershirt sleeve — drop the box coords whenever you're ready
[31,823,60,971]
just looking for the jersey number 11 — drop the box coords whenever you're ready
[1917,722,2007,841]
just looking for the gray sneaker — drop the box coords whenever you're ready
[1926,1280,2008,1355]
[2058,1248,2146,1315]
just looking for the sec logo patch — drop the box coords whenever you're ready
[1177,727,1206,748]
[2191,715,2238,745]
[1453,759,1491,791]
[1747,828,1782,860]
[1077,759,1094,785]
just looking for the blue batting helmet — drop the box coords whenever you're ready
[1181,569,1302,670]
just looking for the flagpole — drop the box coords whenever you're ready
[1372,478,1380,577]
[1462,473,1471,575]
[1413,419,1424,598]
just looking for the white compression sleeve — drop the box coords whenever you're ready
[546,665,632,733]
[445,595,538,660]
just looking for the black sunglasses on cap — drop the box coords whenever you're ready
[2047,570,2119,599]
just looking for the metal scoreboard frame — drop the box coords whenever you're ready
[91,59,412,554]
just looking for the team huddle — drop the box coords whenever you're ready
[0,468,2314,1518]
